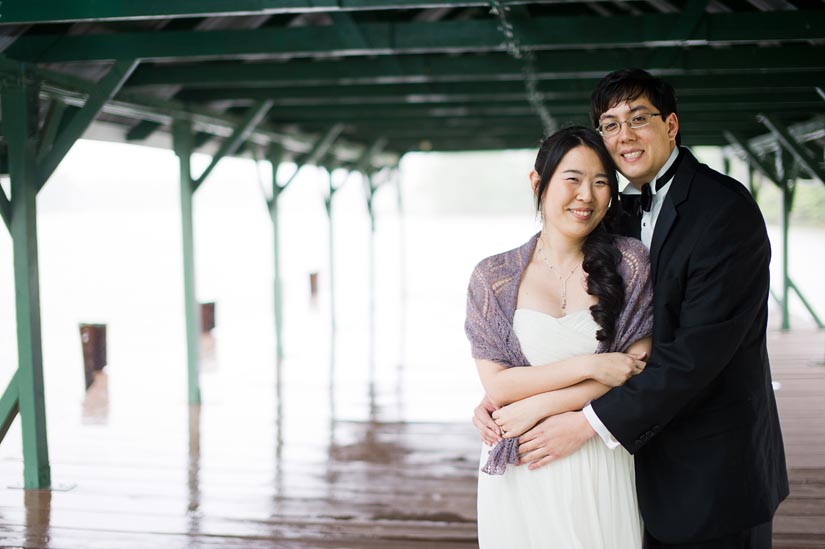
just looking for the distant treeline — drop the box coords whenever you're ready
[756,181,825,226]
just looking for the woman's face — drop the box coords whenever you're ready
[536,145,612,242]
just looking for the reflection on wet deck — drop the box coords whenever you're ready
[0,317,482,549]
[1,326,824,547]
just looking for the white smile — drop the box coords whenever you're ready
[621,150,643,160]
[569,209,593,220]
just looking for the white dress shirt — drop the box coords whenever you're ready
[583,146,680,449]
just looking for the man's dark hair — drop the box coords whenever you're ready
[590,68,681,146]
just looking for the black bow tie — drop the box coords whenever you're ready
[640,183,654,213]
[639,149,683,212]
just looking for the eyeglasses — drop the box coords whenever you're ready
[597,112,662,137]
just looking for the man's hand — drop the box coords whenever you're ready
[472,395,502,446]
[517,411,596,470]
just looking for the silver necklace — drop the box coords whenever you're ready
[536,238,580,317]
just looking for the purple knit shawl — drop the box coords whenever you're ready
[465,232,653,475]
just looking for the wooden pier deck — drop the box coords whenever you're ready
[768,328,825,549]
[0,327,823,548]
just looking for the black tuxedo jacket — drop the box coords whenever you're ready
[592,149,789,544]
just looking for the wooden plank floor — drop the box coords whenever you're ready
[768,328,825,549]
[1,328,823,548]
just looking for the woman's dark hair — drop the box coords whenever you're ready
[589,67,681,146]
[533,126,624,345]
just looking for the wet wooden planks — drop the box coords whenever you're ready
[0,329,823,548]
[770,329,825,548]
[0,418,481,548]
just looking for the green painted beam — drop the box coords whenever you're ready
[0,372,20,445]
[1,59,401,164]
[758,114,825,185]
[329,110,770,128]
[127,45,825,88]
[282,124,345,189]
[788,279,824,329]
[723,131,781,188]
[0,1,574,24]
[171,118,202,405]
[36,100,68,164]
[175,73,825,103]
[330,11,371,50]
[264,99,824,121]
[645,0,710,68]
[353,138,388,176]
[193,131,215,149]
[335,118,764,134]
[385,132,733,150]
[310,123,794,147]
[37,59,139,189]
[193,100,274,190]
[0,187,10,232]
[386,136,548,151]
[7,11,825,63]
[2,75,52,489]
[126,120,162,141]
[490,2,555,133]
[329,9,406,79]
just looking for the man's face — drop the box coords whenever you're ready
[597,95,679,189]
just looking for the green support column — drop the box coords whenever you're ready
[324,170,338,336]
[172,119,201,404]
[363,174,377,392]
[756,119,824,328]
[267,145,285,359]
[748,166,762,200]
[393,169,406,336]
[2,74,51,489]
[775,149,800,332]
[780,177,796,331]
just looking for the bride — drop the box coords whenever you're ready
[464,126,653,548]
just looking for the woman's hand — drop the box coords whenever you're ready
[589,351,648,387]
[473,395,502,446]
[492,396,545,440]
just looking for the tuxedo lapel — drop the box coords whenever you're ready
[650,148,696,280]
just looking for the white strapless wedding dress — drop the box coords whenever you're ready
[477,308,642,549]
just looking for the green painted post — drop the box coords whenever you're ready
[0,371,20,445]
[2,75,52,489]
[325,170,337,336]
[268,146,285,359]
[172,119,201,404]
[780,178,796,331]
[748,166,761,200]
[364,174,376,387]
[393,168,407,356]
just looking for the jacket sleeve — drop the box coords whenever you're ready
[592,201,770,453]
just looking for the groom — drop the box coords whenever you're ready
[474,69,788,548]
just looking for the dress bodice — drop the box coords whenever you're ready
[513,308,599,366]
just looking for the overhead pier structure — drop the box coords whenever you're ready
[0,0,823,496]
